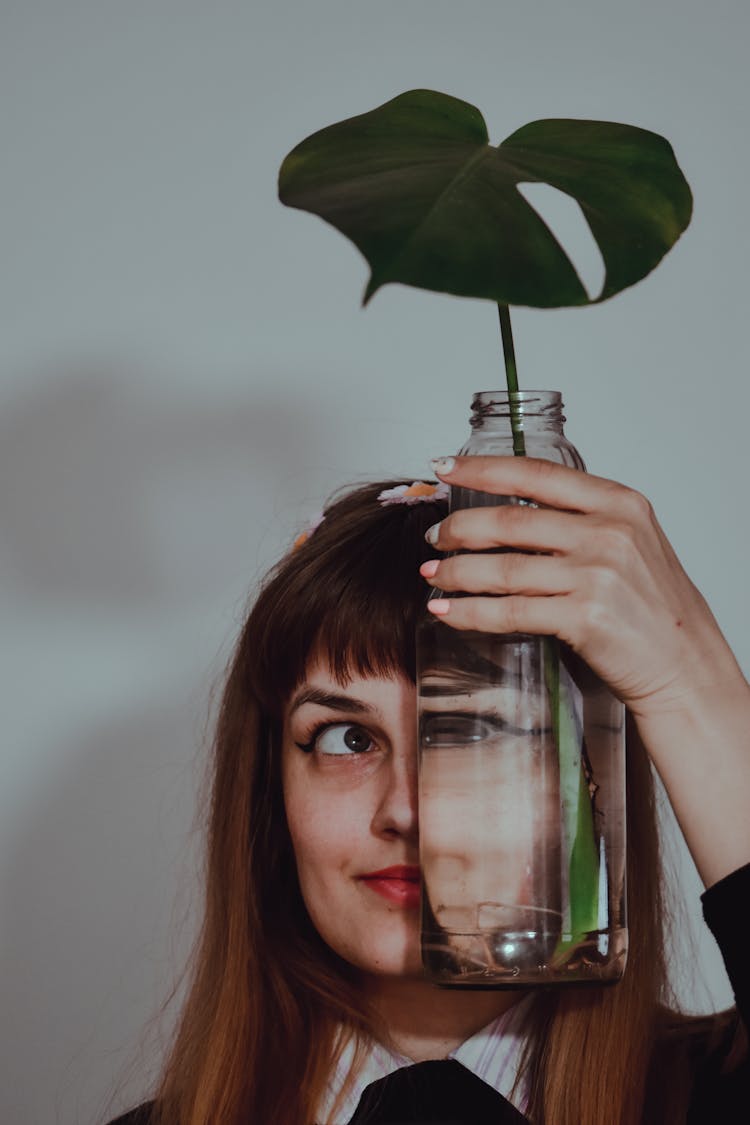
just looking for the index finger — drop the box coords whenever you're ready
[431,455,643,517]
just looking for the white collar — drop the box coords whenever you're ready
[316,996,531,1124]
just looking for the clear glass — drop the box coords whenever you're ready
[417,392,627,987]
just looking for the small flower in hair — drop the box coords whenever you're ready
[292,512,325,551]
[377,481,450,506]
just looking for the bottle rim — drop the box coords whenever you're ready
[471,389,562,403]
[470,390,564,420]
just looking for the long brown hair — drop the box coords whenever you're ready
[151,479,693,1124]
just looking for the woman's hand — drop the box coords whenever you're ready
[419,455,750,887]
[419,455,743,722]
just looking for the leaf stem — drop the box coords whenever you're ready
[497,303,526,457]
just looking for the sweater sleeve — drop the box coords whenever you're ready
[105,1103,154,1125]
[701,860,750,1033]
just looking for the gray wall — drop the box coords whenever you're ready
[2,2,748,1121]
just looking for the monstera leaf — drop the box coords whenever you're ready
[278,88,692,307]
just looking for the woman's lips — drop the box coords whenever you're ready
[359,866,421,909]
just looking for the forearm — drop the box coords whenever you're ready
[632,676,750,889]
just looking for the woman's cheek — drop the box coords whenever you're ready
[420,740,550,928]
[286,781,361,885]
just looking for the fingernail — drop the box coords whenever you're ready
[419,559,439,579]
[424,522,441,546]
[430,457,456,476]
[427,599,450,616]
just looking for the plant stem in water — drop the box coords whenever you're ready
[497,303,526,457]
[496,304,599,947]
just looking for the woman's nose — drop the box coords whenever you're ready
[370,745,419,841]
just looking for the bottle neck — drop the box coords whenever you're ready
[469,390,565,435]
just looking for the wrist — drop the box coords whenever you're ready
[630,674,750,889]
[627,647,749,729]
[631,674,750,746]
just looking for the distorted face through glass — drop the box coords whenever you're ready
[418,632,561,974]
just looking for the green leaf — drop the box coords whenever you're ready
[568,740,600,937]
[543,638,600,946]
[279,89,692,308]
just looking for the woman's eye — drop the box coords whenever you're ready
[422,714,499,747]
[420,712,539,747]
[315,724,375,756]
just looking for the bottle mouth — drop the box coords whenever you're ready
[470,390,564,421]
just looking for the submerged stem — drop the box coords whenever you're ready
[497,303,526,457]
[497,304,598,945]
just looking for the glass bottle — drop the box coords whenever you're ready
[417,391,627,987]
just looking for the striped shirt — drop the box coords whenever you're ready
[316,996,531,1124]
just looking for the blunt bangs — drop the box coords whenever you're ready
[247,480,448,715]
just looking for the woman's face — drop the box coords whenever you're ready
[282,652,550,980]
[282,656,423,978]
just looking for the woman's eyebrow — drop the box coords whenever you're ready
[287,687,375,717]
[419,667,519,695]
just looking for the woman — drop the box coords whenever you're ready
[109,456,750,1124]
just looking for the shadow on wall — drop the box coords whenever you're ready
[0,364,335,1125]
[0,365,333,608]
